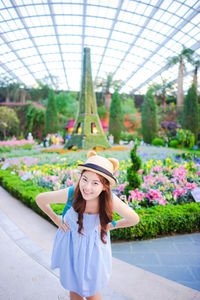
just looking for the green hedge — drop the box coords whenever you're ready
[0,169,199,240]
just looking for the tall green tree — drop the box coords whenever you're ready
[0,106,19,139]
[45,90,59,134]
[109,91,123,144]
[25,105,45,139]
[29,81,50,103]
[141,87,158,144]
[193,58,200,88]
[167,47,194,107]
[55,91,78,119]
[182,81,199,142]
[122,97,137,114]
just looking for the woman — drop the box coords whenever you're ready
[36,150,139,300]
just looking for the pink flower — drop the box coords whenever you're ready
[152,166,162,173]
[67,178,74,186]
[172,187,187,198]
[128,189,145,202]
[118,183,128,192]
[145,188,166,205]
[137,169,144,174]
[186,182,197,190]
[18,170,24,177]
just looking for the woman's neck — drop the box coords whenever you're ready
[85,198,99,214]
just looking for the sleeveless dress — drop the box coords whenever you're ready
[51,186,112,297]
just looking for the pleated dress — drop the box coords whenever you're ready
[51,186,112,297]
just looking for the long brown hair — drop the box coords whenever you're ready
[73,171,113,244]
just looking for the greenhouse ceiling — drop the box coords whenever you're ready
[0,0,200,94]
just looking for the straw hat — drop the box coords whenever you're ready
[78,150,119,185]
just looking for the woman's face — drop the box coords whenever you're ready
[79,171,104,201]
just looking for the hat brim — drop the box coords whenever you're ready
[78,164,117,186]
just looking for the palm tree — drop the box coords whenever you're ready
[14,83,29,102]
[151,78,174,106]
[167,47,194,107]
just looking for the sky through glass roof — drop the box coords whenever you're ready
[0,0,199,94]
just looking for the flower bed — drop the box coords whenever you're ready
[1,150,199,208]
[0,168,199,240]
[0,138,36,152]
[0,146,199,241]
[41,145,130,154]
[122,157,200,208]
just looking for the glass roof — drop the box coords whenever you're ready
[0,0,199,94]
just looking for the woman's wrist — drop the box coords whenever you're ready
[108,221,117,230]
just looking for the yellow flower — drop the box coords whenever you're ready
[157,160,162,166]
[166,158,171,163]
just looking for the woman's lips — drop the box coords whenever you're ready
[83,190,91,196]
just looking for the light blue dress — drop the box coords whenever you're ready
[51,191,112,297]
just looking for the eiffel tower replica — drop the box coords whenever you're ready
[65,47,110,149]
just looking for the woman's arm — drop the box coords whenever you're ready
[35,188,70,232]
[109,193,140,230]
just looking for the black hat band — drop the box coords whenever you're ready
[78,163,117,183]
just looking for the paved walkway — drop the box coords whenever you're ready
[0,186,200,300]
[112,234,200,291]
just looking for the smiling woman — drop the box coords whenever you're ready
[35,150,139,300]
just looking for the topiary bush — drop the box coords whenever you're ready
[152,138,165,147]
[169,139,179,148]
[124,144,142,197]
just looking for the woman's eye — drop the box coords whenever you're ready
[82,178,87,182]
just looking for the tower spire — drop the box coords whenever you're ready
[66,48,110,149]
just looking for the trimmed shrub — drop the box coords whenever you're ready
[169,140,179,148]
[124,144,142,196]
[152,138,165,147]
[120,132,137,142]
[111,203,200,240]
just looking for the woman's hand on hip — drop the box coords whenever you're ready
[53,215,70,233]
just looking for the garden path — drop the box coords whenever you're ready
[0,186,199,300]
